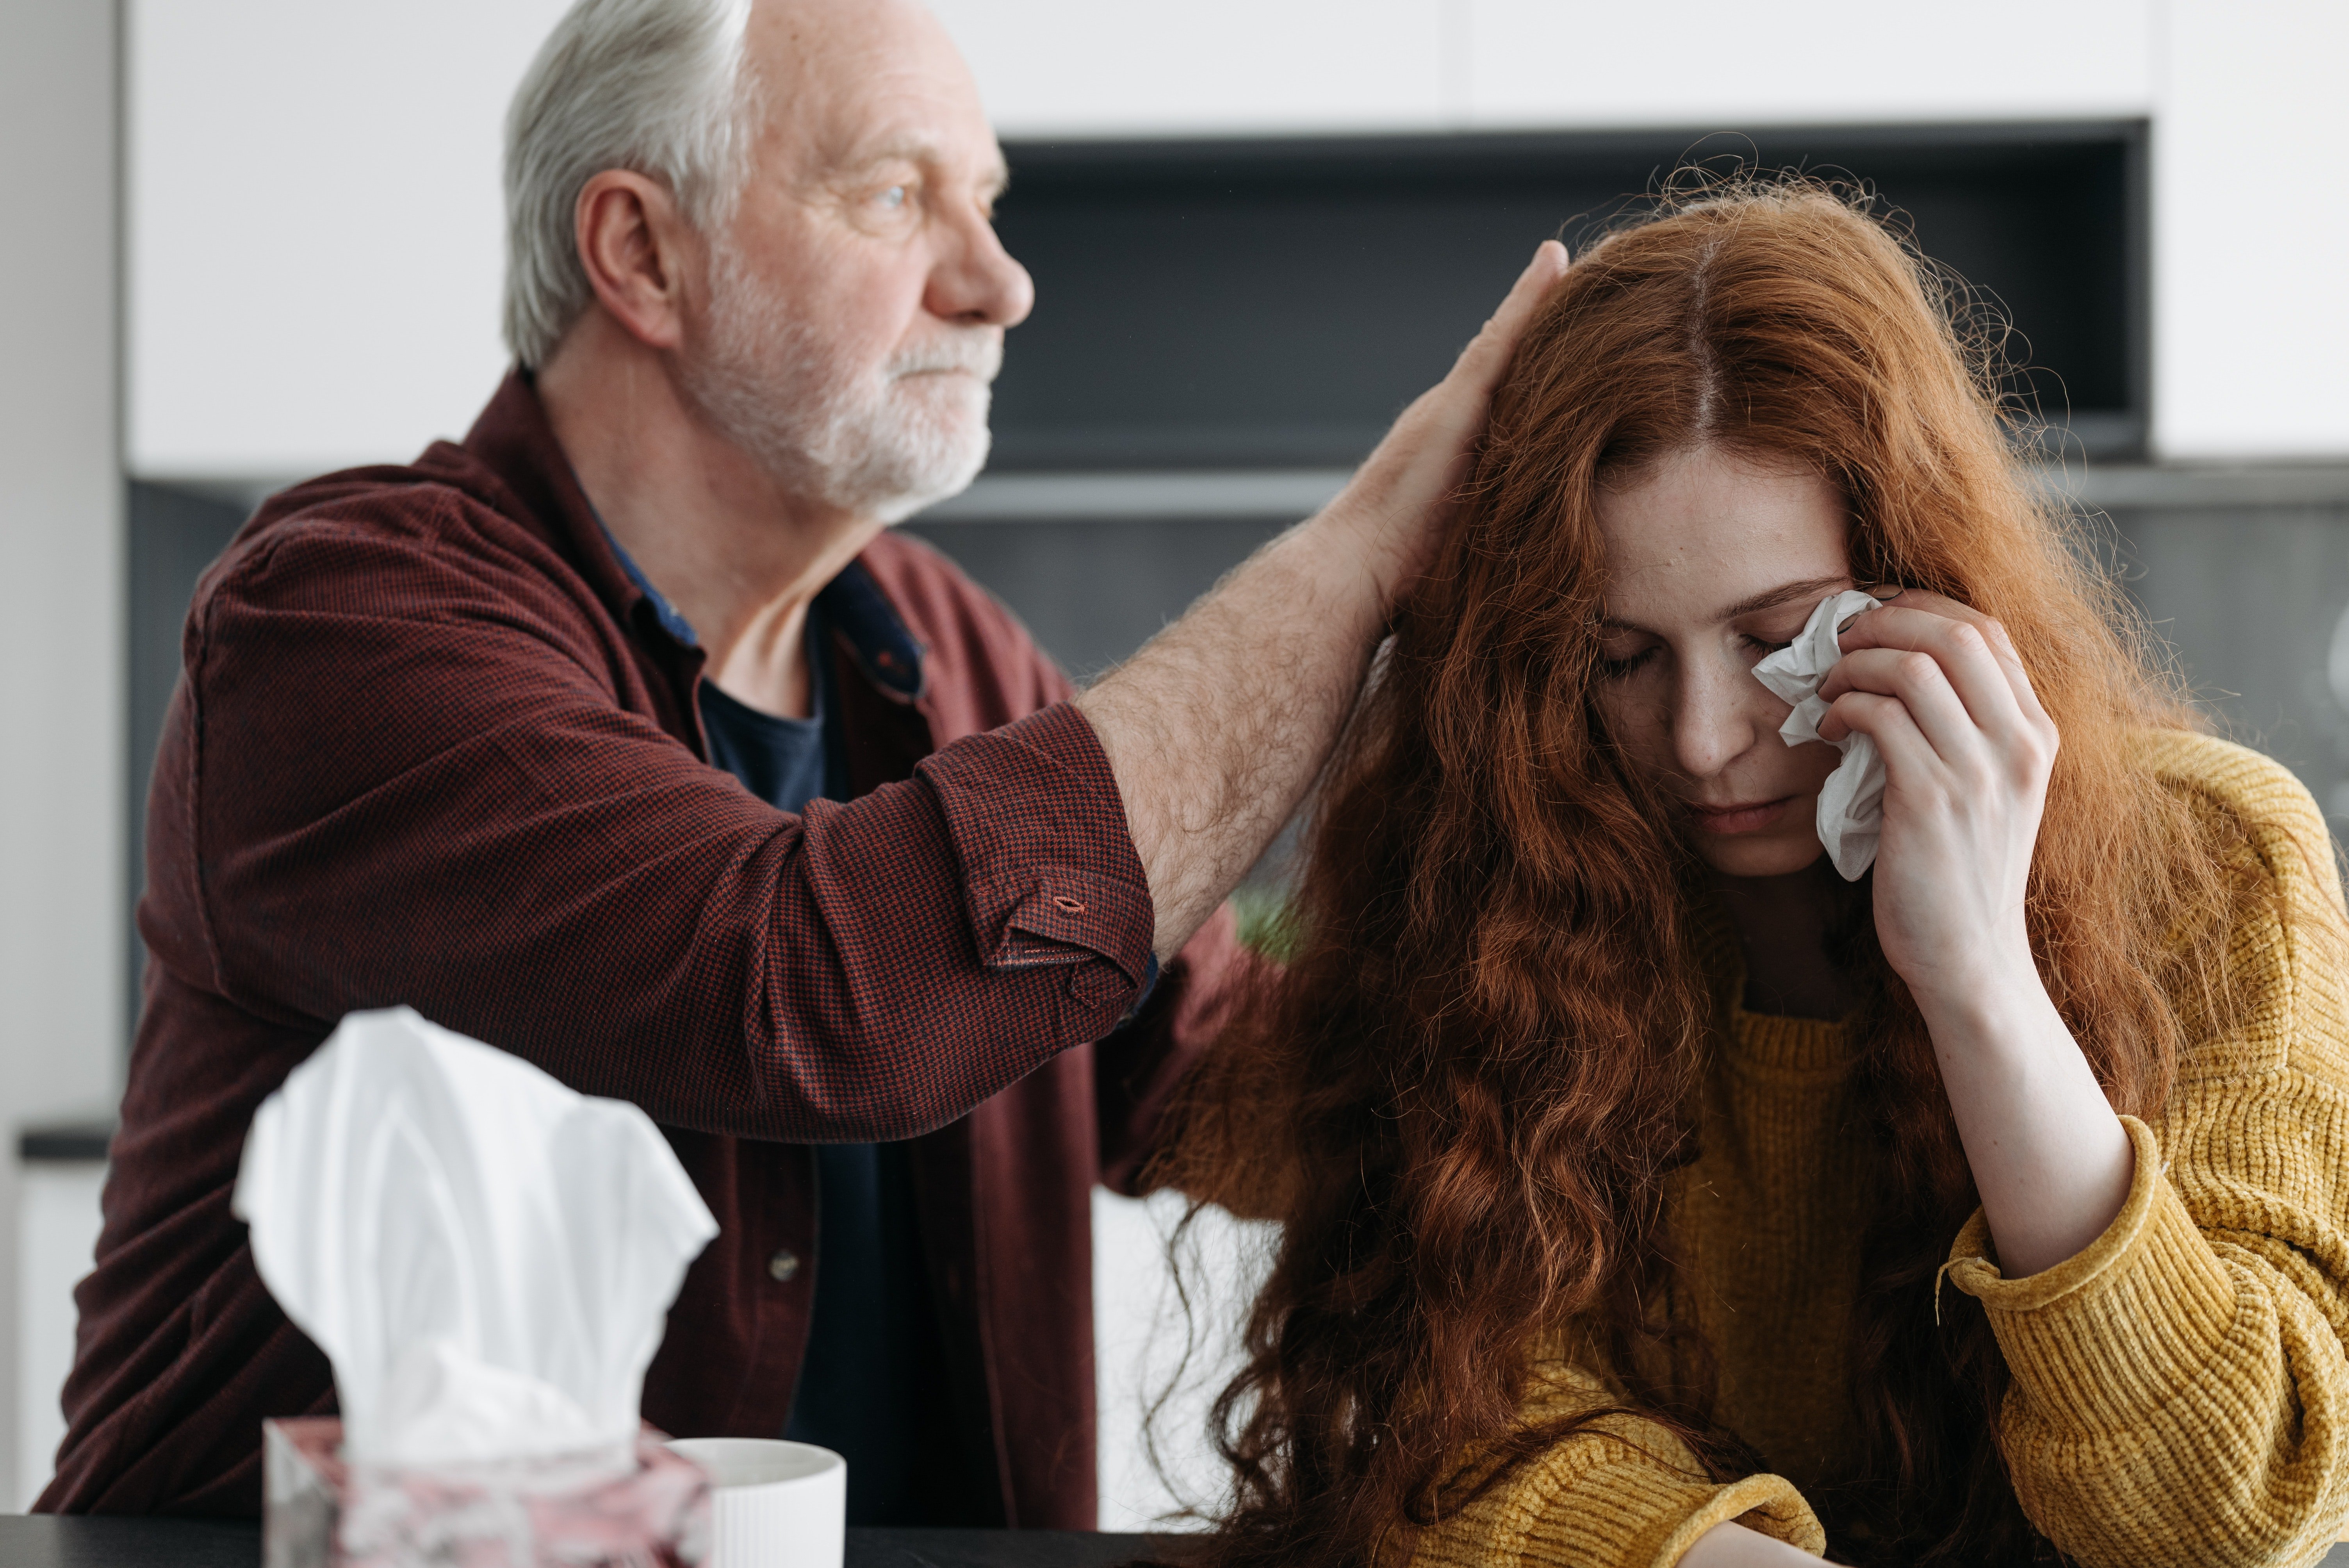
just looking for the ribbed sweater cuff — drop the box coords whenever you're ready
[1502,1458,1823,1568]
[1650,1475,1826,1566]
[1943,1115,2239,1433]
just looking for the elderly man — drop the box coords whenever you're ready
[43,0,1563,1528]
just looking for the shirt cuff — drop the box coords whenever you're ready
[1118,953,1162,1025]
[918,703,1156,1001]
[1941,1114,2240,1434]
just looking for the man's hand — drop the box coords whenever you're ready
[1315,240,1574,603]
[1076,242,1570,959]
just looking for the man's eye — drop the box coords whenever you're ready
[876,184,909,210]
[1740,635,1795,661]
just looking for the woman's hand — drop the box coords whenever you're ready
[1815,590,2133,1278]
[1813,590,2055,1006]
[1681,1521,1845,1568]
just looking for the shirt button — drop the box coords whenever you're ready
[768,1249,800,1283]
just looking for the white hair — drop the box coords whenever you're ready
[502,0,761,369]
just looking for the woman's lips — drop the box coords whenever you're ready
[1686,795,1797,835]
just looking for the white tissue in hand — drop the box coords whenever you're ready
[1752,590,1887,881]
[233,1007,718,1469]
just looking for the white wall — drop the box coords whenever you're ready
[2152,0,2349,459]
[1462,0,2157,127]
[127,0,572,484]
[125,0,2349,477]
[937,0,2158,134]
[16,1168,106,1511]
[1093,1189,1274,1531]
[929,0,1458,135]
[0,0,127,1508]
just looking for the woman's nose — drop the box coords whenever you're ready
[1671,657,1763,782]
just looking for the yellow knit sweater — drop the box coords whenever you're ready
[1396,731,2349,1568]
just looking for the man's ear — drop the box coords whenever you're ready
[573,170,699,351]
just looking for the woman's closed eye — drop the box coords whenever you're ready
[1596,634,1788,679]
[1595,643,1660,679]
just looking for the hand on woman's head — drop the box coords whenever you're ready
[1323,239,1570,599]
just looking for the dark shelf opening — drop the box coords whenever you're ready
[988,121,2148,470]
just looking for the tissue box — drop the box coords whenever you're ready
[263,1419,711,1568]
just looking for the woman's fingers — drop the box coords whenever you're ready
[1822,688,1941,784]
[1824,602,2044,750]
[1845,592,2051,728]
[1819,595,2059,807]
[1815,646,1984,765]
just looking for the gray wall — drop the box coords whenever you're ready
[900,518,1287,684]
[2117,502,2349,828]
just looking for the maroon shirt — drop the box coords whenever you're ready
[41,373,1242,1524]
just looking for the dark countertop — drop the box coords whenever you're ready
[16,1120,114,1164]
[850,1532,1172,1568]
[0,1520,1176,1568]
[11,1516,2344,1568]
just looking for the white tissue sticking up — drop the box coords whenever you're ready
[233,1007,718,1470]
[1752,590,1889,881]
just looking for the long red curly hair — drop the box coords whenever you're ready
[1173,178,2254,1568]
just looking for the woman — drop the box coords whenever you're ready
[1164,181,2349,1568]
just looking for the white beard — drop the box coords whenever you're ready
[679,235,999,523]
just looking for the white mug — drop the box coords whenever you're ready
[667,1438,847,1568]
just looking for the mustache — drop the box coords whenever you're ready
[888,333,1003,383]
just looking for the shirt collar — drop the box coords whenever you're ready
[602,526,702,648]
[817,554,927,703]
[600,523,926,704]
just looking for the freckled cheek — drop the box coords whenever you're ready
[1777,737,1845,797]
[1590,688,1679,783]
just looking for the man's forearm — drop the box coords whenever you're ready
[1074,242,1570,957]
[1076,516,1388,958]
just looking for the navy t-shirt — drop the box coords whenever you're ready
[701,665,959,1524]
[697,678,828,816]
[607,531,961,1524]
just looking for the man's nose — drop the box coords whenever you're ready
[928,206,1034,330]
[1672,656,1762,782]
